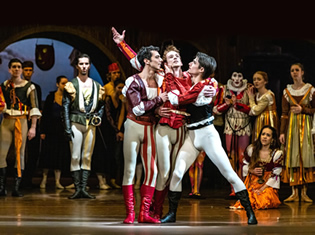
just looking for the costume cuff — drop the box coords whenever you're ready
[132,102,145,116]
[30,108,42,118]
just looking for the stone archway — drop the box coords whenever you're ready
[0,25,126,84]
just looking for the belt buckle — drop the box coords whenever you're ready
[91,115,102,126]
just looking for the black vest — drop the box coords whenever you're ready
[1,81,32,110]
[186,103,213,124]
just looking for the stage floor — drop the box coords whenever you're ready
[1,178,315,235]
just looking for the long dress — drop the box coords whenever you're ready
[39,91,71,173]
[280,83,315,186]
[232,145,283,209]
[249,90,279,142]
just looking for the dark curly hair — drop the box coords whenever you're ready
[137,45,160,68]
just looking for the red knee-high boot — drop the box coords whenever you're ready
[122,185,135,224]
[138,185,161,223]
[152,188,168,220]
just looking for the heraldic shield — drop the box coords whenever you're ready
[35,42,55,71]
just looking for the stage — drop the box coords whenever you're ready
[0,177,315,235]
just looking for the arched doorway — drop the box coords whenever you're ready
[0,38,105,100]
[0,26,125,91]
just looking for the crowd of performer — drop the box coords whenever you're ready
[0,27,315,226]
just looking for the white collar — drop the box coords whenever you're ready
[227,79,248,92]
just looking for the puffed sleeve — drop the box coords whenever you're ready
[64,82,76,102]
[265,150,283,189]
[242,145,253,178]
[124,76,163,116]
[28,84,42,118]
[249,93,271,116]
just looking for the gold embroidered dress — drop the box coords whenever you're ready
[280,83,315,186]
[249,90,279,142]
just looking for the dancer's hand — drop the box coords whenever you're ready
[290,104,302,114]
[246,84,255,98]
[159,92,169,102]
[204,86,217,98]
[116,132,124,141]
[164,63,174,74]
[112,27,125,44]
[27,127,36,140]
[254,187,265,195]
[157,106,171,118]
[251,167,263,177]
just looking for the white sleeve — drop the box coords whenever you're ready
[168,90,180,106]
[193,85,213,106]
[242,145,253,177]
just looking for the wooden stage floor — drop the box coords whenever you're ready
[1,177,315,235]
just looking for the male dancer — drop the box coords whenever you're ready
[0,58,41,197]
[21,61,42,189]
[112,27,211,219]
[162,52,257,225]
[62,53,105,199]
[121,44,168,224]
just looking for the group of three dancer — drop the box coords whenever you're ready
[111,27,257,225]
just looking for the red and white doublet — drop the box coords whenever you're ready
[117,40,194,221]
[122,73,163,187]
[122,72,164,223]
[117,40,191,191]
[213,79,251,178]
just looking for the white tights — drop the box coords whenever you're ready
[122,119,158,187]
[155,124,186,191]
[70,122,96,171]
[170,124,246,193]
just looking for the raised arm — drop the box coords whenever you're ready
[112,27,142,71]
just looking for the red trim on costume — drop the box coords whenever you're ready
[117,40,137,61]
[234,102,250,114]
[149,125,156,185]
[216,103,230,113]
[143,125,148,183]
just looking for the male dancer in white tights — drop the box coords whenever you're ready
[112,27,211,219]
[62,54,105,200]
[162,52,257,225]
[121,45,168,224]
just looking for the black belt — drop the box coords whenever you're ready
[71,111,96,119]
[187,120,213,130]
